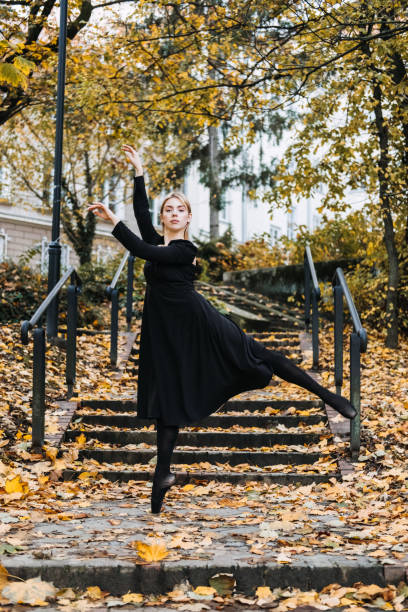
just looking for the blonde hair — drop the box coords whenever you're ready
[160,192,192,240]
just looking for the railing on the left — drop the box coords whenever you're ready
[106,251,135,367]
[21,267,82,452]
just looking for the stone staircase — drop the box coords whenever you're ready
[60,283,341,486]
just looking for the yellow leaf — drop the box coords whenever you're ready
[75,433,86,446]
[45,447,58,463]
[182,484,195,491]
[78,471,93,480]
[134,540,169,562]
[86,586,103,600]
[256,586,274,600]
[122,593,144,603]
[0,564,9,590]
[5,475,28,495]
[193,586,216,597]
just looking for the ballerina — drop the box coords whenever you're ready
[88,145,356,514]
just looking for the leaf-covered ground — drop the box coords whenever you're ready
[0,321,407,610]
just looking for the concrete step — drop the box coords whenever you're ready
[2,553,386,596]
[64,448,323,466]
[61,468,340,485]
[128,346,302,361]
[63,428,324,447]
[77,399,323,413]
[75,413,327,428]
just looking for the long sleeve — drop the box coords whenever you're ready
[112,220,197,264]
[133,175,162,245]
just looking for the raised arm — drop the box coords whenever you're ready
[133,175,163,245]
[122,144,162,245]
[112,220,197,265]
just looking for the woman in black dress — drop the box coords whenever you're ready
[88,145,356,514]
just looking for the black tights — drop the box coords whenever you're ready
[263,349,354,416]
[154,420,179,479]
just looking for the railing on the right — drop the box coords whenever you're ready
[332,267,368,461]
[106,251,135,366]
[304,246,320,369]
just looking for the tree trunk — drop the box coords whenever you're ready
[61,151,96,266]
[371,79,400,348]
[208,124,220,240]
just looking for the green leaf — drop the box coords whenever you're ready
[13,56,36,76]
[0,62,27,87]
[209,573,236,596]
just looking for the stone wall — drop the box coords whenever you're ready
[0,201,123,269]
[222,258,360,298]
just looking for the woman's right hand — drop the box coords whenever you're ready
[87,202,119,225]
[122,144,143,175]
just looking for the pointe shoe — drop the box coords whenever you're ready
[151,472,176,514]
[324,392,357,419]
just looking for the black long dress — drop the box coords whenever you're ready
[111,175,274,426]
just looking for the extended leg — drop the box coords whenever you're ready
[264,349,356,419]
[151,420,179,514]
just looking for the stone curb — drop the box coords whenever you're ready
[2,557,406,595]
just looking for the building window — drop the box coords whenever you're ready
[312,214,320,230]
[0,228,9,262]
[96,244,118,265]
[102,175,120,213]
[220,202,228,222]
[287,220,295,240]
[269,225,280,246]
[0,166,10,199]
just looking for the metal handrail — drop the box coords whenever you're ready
[332,267,368,461]
[304,246,321,369]
[106,250,135,366]
[106,251,129,298]
[20,267,82,451]
[21,267,81,343]
[333,268,368,351]
[305,246,321,298]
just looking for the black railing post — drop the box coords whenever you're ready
[311,287,319,369]
[126,255,134,331]
[350,332,361,460]
[47,0,68,339]
[66,283,78,398]
[304,253,311,331]
[110,288,119,366]
[332,267,367,461]
[304,246,320,368]
[32,327,46,451]
[334,284,343,395]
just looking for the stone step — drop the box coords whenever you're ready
[129,345,302,361]
[130,339,300,356]
[62,468,340,485]
[78,399,323,413]
[64,448,322,466]
[75,413,326,428]
[248,331,301,340]
[63,428,324,447]
[5,547,387,597]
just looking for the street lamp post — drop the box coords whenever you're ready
[47,0,68,338]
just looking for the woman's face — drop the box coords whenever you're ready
[161,197,191,231]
